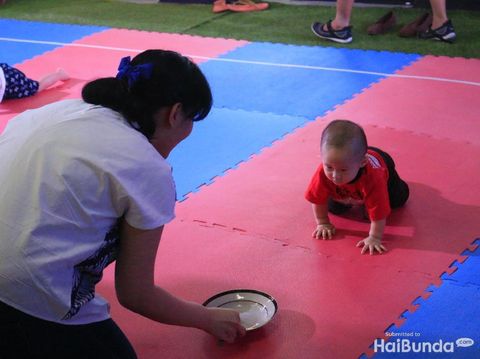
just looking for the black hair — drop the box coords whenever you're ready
[320,119,368,159]
[82,49,212,139]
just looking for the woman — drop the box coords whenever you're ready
[0,49,245,358]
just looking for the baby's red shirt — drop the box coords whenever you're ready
[305,149,391,221]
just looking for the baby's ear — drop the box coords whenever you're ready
[360,154,368,167]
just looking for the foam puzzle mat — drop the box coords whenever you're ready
[1,18,480,358]
[371,240,480,359]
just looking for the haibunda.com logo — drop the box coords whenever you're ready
[374,337,475,354]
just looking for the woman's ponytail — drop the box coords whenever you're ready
[82,50,212,139]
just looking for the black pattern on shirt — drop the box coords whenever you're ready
[63,220,120,320]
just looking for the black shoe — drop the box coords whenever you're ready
[311,20,353,44]
[418,19,456,43]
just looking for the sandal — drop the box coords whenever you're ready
[212,0,269,14]
[212,0,229,13]
[228,0,269,12]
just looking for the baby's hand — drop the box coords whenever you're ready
[356,235,387,255]
[312,223,336,240]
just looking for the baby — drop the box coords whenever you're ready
[305,120,409,255]
[0,63,69,103]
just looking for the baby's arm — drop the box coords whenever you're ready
[356,218,387,255]
[311,203,336,240]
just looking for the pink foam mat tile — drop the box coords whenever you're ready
[75,28,249,63]
[176,122,480,275]
[97,219,432,359]
[319,56,480,145]
[400,55,480,83]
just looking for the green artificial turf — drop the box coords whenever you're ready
[1,0,478,58]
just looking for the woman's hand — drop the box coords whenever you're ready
[356,235,387,255]
[312,223,336,240]
[204,307,246,343]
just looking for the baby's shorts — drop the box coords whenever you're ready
[1,63,39,100]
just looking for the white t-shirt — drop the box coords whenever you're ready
[0,99,176,324]
[0,66,5,102]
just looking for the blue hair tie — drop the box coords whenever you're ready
[116,56,153,88]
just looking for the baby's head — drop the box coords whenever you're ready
[320,120,368,185]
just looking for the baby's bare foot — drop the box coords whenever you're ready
[56,68,70,81]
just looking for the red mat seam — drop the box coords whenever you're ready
[186,218,316,254]
[339,123,479,147]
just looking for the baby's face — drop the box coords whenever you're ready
[321,145,365,185]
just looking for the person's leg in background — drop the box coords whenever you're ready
[419,0,456,42]
[331,0,354,30]
[311,0,354,44]
[429,0,448,29]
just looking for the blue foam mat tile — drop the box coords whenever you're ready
[399,309,413,320]
[0,19,107,64]
[373,239,480,359]
[200,43,421,119]
[216,42,421,73]
[373,282,480,358]
[385,323,399,333]
[442,244,480,287]
[461,238,480,256]
[411,295,429,307]
[0,42,57,66]
[168,107,307,200]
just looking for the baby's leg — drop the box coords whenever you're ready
[370,146,409,208]
[38,68,70,92]
[328,198,352,215]
[388,174,409,208]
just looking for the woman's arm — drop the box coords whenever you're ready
[114,220,245,343]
